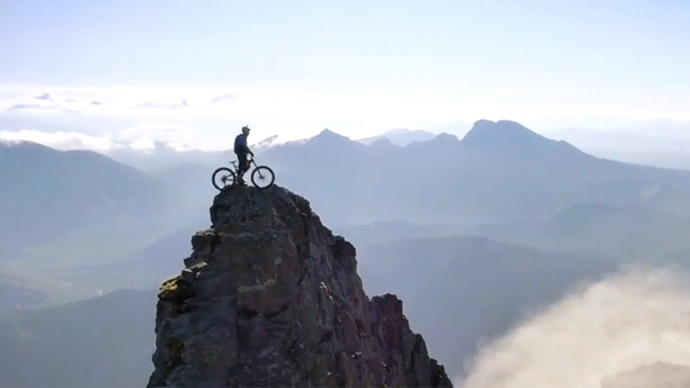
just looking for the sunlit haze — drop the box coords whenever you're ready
[1,0,689,151]
[5,2,690,387]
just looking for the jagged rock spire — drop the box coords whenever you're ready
[147,185,452,388]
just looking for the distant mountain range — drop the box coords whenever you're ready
[249,120,690,226]
[72,128,451,172]
[22,122,690,174]
[0,141,199,260]
[7,118,690,260]
[470,203,690,266]
[0,139,212,308]
[6,120,690,287]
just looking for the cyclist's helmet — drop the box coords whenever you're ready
[242,125,251,135]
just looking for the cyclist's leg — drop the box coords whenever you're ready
[237,152,249,182]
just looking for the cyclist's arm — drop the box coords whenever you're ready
[238,136,251,154]
[242,137,254,155]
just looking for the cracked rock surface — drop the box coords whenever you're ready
[147,185,452,388]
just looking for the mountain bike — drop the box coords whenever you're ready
[211,155,275,190]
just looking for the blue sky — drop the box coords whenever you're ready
[1,0,689,150]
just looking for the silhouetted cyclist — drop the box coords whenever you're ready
[234,125,254,185]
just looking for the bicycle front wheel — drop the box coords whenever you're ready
[251,166,275,189]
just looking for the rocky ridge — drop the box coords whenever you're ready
[147,184,452,387]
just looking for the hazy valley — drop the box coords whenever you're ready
[3,119,690,386]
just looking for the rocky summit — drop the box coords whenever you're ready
[147,185,452,388]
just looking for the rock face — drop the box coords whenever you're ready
[600,361,690,388]
[147,185,452,388]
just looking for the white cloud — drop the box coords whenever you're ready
[5,83,690,150]
[0,123,199,153]
[132,99,189,110]
[0,129,119,151]
[457,264,690,388]
[0,89,114,115]
[128,138,157,151]
[118,123,195,144]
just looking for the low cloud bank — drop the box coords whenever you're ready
[457,264,690,388]
[0,129,118,151]
[0,123,196,153]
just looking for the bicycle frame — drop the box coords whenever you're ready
[231,156,258,174]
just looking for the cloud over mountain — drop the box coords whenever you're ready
[0,123,197,153]
[0,129,118,151]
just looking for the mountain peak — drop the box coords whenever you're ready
[369,136,397,148]
[461,119,582,156]
[433,132,461,142]
[462,120,544,146]
[0,139,54,151]
[315,128,349,140]
[148,185,452,388]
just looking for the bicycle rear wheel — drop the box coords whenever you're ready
[212,167,236,191]
[251,166,275,189]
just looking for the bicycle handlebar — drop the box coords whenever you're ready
[231,154,256,166]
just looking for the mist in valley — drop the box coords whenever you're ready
[458,265,690,387]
